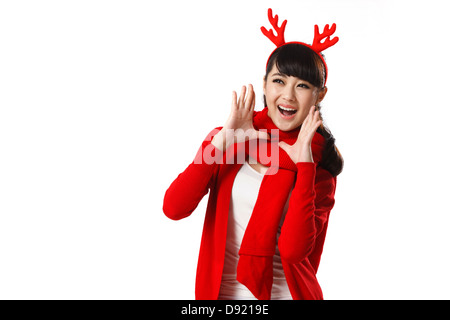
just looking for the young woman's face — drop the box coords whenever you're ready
[263,64,327,132]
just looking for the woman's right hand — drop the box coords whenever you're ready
[212,84,269,151]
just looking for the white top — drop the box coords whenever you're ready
[218,161,292,300]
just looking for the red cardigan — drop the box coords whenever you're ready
[163,129,336,300]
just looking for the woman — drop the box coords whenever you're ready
[163,9,343,300]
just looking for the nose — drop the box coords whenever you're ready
[282,85,296,101]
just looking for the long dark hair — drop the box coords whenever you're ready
[264,43,343,177]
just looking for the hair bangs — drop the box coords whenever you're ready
[267,43,325,88]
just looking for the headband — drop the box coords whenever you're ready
[261,8,339,86]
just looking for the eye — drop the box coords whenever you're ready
[273,78,284,84]
[297,83,310,89]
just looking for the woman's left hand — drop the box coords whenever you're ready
[279,106,322,163]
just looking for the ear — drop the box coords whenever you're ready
[263,76,267,95]
[316,86,328,104]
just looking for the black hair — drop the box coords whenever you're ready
[264,43,326,88]
[264,43,343,177]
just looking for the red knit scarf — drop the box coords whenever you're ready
[235,107,324,300]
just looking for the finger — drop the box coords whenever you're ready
[238,86,246,109]
[313,108,322,127]
[313,118,323,132]
[314,109,321,122]
[251,91,256,110]
[278,141,291,153]
[310,105,316,118]
[245,84,255,110]
[307,109,321,132]
[231,91,237,111]
[243,85,253,111]
[302,106,314,127]
[306,106,317,126]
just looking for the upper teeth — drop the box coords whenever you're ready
[279,106,296,112]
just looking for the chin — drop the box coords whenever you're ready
[273,117,300,132]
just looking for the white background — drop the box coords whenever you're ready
[1,0,449,299]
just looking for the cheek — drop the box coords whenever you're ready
[265,85,279,101]
[297,91,316,103]
[296,109,310,123]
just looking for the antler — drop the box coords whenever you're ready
[260,8,287,47]
[311,24,339,52]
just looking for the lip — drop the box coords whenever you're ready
[277,104,297,119]
[279,104,296,109]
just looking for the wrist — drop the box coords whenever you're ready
[211,129,233,151]
[211,130,225,151]
[296,144,313,163]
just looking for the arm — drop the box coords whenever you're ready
[163,84,269,221]
[162,128,222,221]
[278,164,336,264]
[278,105,336,263]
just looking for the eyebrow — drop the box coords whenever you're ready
[270,72,287,77]
[270,72,312,85]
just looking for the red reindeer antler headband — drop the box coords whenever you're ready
[261,8,339,86]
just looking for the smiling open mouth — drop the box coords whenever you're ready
[277,105,297,118]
